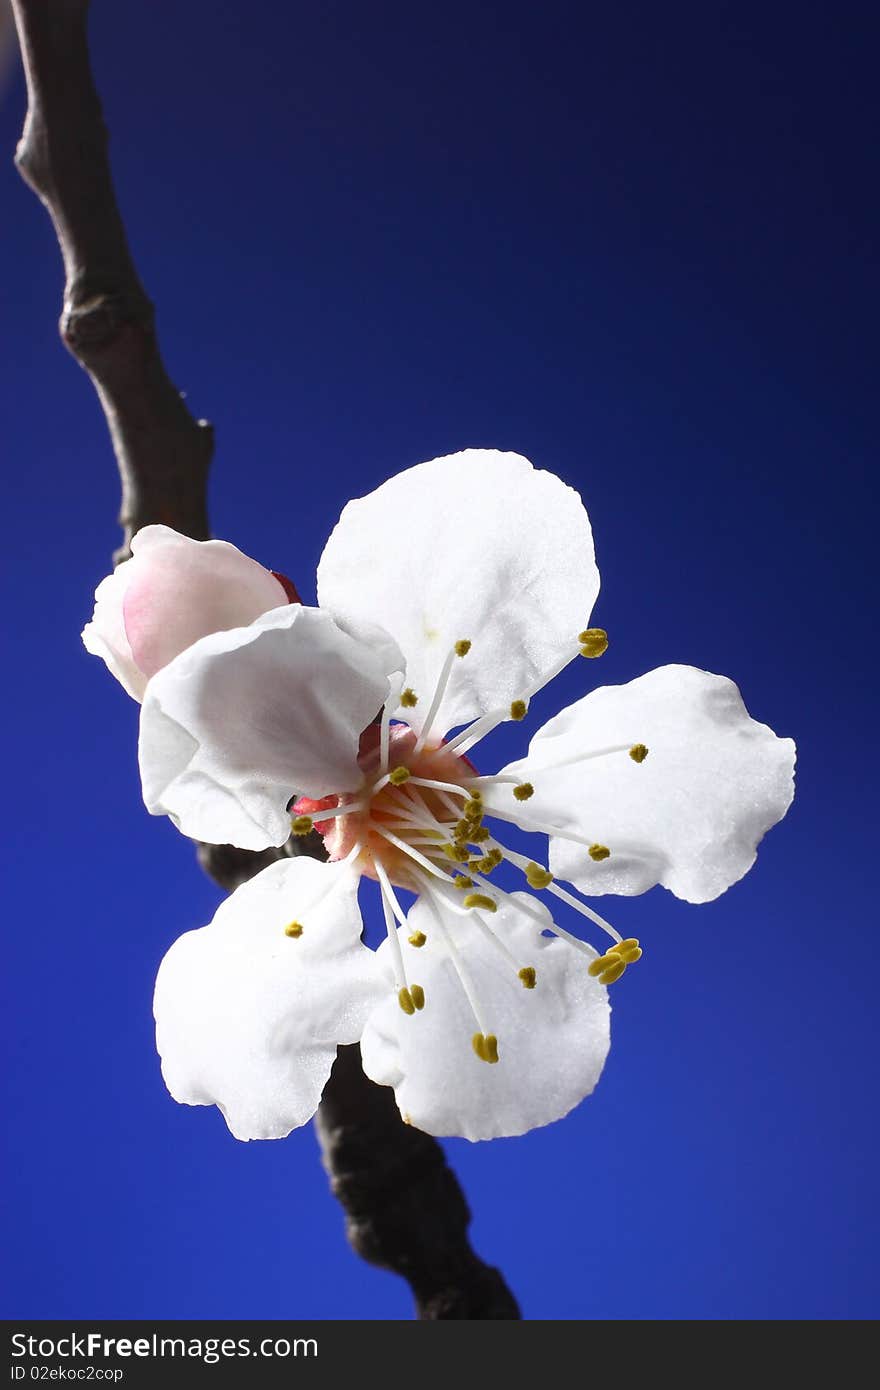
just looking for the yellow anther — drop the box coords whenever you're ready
[510,699,528,721]
[410,984,425,1010]
[290,815,314,836]
[629,743,649,763]
[454,639,472,657]
[408,930,427,948]
[468,825,490,843]
[284,921,304,938]
[578,627,608,658]
[473,850,502,873]
[525,862,553,889]
[398,987,416,1015]
[388,765,411,785]
[463,798,483,818]
[472,1032,499,1063]
[518,966,537,989]
[615,937,642,964]
[400,688,418,707]
[467,788,483,803]
[453,875,475,890]
[598,959,627,985]
[513,782,534,801]
[588,939,643,981]
[463,893,497,913]
[589,844,611,862]
[443,842,472,863]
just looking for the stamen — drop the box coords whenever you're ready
[421,891,492,1038]
[400,687,418,708]
[630,743,649,762]
[463,892,497,913]
[511,742,641,774]
[408,930,427,948]
[578,627,608,658]
[513,783,534,801]
[525,862,553,889]
[373,857,408,926]
[442,650,581,759]
[388,766,411,786]
[442,843,472,863]
[413,640,471,755]
[469,870,600,961]
[284,921,303,938]
[379,673,404,776]
[374,826,457,882]
[518,966,537,989]
[589,844,611,861]
[407,775,473,797]
[510,699,528,721]
[292,801,364,827]
[588,939,642,984]
[545,881,622,944]
[290,815,314,836]
[376,864,409,997]
[472,1033,499,1063]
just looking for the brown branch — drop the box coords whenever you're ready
[316,1046,521,1319]
[12,0,520,1320]
[11,0,211,562]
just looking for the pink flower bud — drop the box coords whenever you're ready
[82,525,294,700]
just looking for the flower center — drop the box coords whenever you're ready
[287,628,648,1057]
[294,724,478,890]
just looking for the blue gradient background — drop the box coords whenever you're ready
[2,2,876,1320]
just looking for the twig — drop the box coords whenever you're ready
[316,1045,521,1320]
[11,0,211,562]
[12,0,520,1320]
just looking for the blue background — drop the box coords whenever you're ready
[2,1,876,1320]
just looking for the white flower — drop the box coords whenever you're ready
[92,450,796,1143]
[82,524,297,701]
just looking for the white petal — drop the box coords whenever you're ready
[81,526,289,702]
[499,664,796,903]
[360,891,610,1140]
[139,604,393,849]
[154,857,383,1140]
[82,564,146,700]
[317,450,599,733]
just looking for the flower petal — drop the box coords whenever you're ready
[123,526,291,679]
[139,604,394,849]
[154,857,383,1140]
[82,526,290,702]
[359,891,610,1140]
[82,565,146,700]
[499,664,796,903]
[316,450,600,734]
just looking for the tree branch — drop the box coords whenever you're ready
[12,0,520,1320]
[316,1045,521,1319]
[12,0,211,562]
